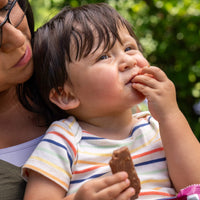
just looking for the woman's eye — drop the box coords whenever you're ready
[98,55,109,61]
[0,0,12,12]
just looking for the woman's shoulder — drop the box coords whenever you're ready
[0,135,44,167]
[0,160,26,200]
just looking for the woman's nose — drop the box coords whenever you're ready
[0,22,25,52]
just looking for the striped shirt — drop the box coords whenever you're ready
[22,111,176,199]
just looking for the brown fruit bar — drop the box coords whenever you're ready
[109,146,141,200]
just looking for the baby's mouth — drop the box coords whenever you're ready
[126,73,139,85]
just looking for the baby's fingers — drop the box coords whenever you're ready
[96,178,133,199]
[132,73,157,89]
[93,171,128,192]
[115,187,135,200]
[139,66,168,82]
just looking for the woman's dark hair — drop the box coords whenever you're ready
[18,0,34,37]
[16,0,35,119]
[19,3,142,126]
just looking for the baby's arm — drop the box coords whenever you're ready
[132,66,200,191]
[24,170,67,200]
[24,170,135,200]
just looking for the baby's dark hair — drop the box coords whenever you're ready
[21,3,142,126]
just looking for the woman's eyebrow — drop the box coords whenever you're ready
[0,1,12,12]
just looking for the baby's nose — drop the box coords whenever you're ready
[118,55,137,72]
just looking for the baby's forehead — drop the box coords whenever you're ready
[68,21,137,61]
[69,22,114,48]
[71,21,132,44]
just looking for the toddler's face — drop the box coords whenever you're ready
[67,26,149,117]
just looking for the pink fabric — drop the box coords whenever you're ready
[168,185,200,200]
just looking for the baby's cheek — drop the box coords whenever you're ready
[135,54,149,68]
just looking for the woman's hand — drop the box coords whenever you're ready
[73,172,135,200]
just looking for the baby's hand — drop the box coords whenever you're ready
[132,66,179,122]
[73,172,135,200]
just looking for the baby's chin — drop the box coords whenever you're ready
[132,88,146,101]
[127,92,146,109]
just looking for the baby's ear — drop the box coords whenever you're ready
[49,85,80,111]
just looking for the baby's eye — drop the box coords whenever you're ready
[98,55,109,61]
[125,47,133,52]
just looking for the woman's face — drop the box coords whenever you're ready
[0,0,33,92]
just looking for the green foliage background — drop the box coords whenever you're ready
[30,0,200,140]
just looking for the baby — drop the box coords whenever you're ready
[22,3,200,200]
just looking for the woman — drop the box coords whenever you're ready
[0,0,46,199]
